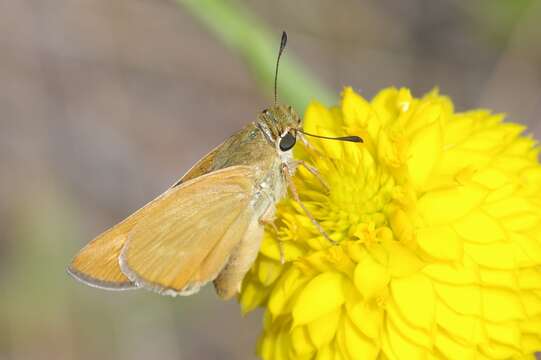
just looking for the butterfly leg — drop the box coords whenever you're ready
[293,160,330,192]
[282,163,337,245]
[298,133,325,157]
[298,132,319,152]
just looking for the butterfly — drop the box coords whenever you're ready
[67,32,362,299]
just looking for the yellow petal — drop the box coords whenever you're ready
[396,87,413,113]
[380,324,400,360]
[406,102,442,135]
[371,87,400,125]
[463,242,516,269]
[442,112,475,145]
[485,182,517,204]
[340,315,379,360]
[307,308,340,349]
[314,344,334,360]
[514,231,541,265]
[520,334,541,354]
[520,292,541,317]
[268,268,308,318]
[483,197,537,218]
[417,225,462,261]
[342,241,366,263]
[435,301,485,345]
[453,210,507,244]
[440,148,491,177]
[259,233,281,260]
[390,273,435,330]
[341,86,372,128]
[522,167,541,188]
[260,233,305,262]
[434,329,476,360]
[461,128,510,152]
[485,320,521,349]
[324,245,356,276]
[346,301,383,340]
[304,102,344,160]
[304,101,338,134]
[240,279,270,315]
[257,256,283,286]
[388,208,415,244]
[520,316,541,334]
[258,328,276,359]
[472,168,510,190]
[377,131,405,168]
[274,326,291,360]
[384,240,424,277]
[501,212,541,232]
[479,268,517,289]
[353,254,390,299]
[423,262,477,285]
[493,155,535,174]
[408,119,443,190]
[387,299,432,348]
[433,282,481,316]
[518,268,541,289]
[384,318,428,360]
[418,184,487,226]
[290,326,316,357]
[478,342,518,359]
[292,272,345,327]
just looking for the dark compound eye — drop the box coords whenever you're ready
[279,132,296,151]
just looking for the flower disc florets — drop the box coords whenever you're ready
[240,87,541,360]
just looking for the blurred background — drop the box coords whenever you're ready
[0,0,540,359]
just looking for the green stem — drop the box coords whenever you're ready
[177,0,336,112]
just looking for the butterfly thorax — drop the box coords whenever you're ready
[176,105,302,213]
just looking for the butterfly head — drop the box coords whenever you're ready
[257,104,301,154]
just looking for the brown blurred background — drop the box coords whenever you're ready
[0,1,540,359]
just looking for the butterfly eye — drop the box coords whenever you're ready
[279,132,296,151]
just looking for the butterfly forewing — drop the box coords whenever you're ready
[67,135,246,290]
[119,166,258,296]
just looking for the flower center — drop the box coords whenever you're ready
[306,155,400,244]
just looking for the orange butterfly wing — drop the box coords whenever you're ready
[67,184,190,290]
[68,228,135,290]
[67,138,238,290]
[119,166,257,295]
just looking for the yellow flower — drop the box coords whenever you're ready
[240,87,541,360]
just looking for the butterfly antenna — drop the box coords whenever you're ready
[274,31,287,106]
[298,129,363,143]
